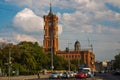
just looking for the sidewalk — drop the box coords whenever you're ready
[0,74,103,80]
[0,74,49,80]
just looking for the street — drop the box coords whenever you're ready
[1,73,120,80]
[29,74,102,80]
[97,73,120,80]
[30,73,120,80]
[30,77,101,80]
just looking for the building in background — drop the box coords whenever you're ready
[43,4,58,54]
[57,41,96,71]
[43,4,96,71]
[95,61,108,73]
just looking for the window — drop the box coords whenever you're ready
[66,55,68,58]
[48,22,52,26]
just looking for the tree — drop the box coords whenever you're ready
[46,53,68,70]
[113,53,120,69]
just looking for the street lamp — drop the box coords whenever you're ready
[8,43,12,80]
[68,43,71,71]
[78,50,80,67]
[8,48,11,80]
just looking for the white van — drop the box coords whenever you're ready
[82,68,93,78]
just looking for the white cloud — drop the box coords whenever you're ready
[5,0,49,9]
[95,25,108,33]
[58,24,62,35]
[14,34,38,42]
[5,0,120,9]
[0,38,7,43]
[61,11,94,33]
[109,28,120,34]
[5,0,32,6]
[3,0,120,61]
[13,8,43,32]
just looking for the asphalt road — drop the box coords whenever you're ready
[2,73,119,80]
[97,73,120,80]
[31,78,102,80]
[30,75,102,80]
[31,73,120,80]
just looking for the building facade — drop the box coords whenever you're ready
[56,41,96,71]
[43,4,58,54]
[43,5,96,70]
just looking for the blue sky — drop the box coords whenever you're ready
[0,0,120,61]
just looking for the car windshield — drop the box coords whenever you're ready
[82,69,90,72]
[63,72,67,74]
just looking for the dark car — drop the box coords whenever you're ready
[61,72,70,79]
[113,70,120,75]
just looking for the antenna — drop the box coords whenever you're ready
[88,38,90,47]
[49,0,53,15]
[88,37,93,52]
[50,0,52,8]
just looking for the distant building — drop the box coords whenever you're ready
[57,41,96,71]
[95,61,108,72]
[43,4,96,71]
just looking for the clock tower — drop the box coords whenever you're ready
[43,4,59,54]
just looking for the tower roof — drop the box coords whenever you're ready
[75,40,80,45]
[48,3,53,15]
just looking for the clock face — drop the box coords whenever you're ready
[48,23,52,26]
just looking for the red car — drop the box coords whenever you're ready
[75,72,87,79]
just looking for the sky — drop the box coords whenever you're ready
[0,0,120,61]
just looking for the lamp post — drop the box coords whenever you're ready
[51,43,54,72]
[78,50,80,67]
[8,49,11,80]
[8,44,12,80]
[68,43,71,71]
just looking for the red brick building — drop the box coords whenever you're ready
[56,41,96,71]
[43,5,96,71]
[43,4,58,54]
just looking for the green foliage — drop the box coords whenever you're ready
[113,53,120,69]
[70,59,78,70]
[0,41,45,75]
[53,54,68,70]
[0,41,82,75]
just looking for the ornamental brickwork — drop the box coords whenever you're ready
[43,5,58,54]
[43,5,96,70]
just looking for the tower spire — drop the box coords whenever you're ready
[49,1,53,15]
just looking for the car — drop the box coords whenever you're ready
[113,70,120,75]
[68,71,75,78]
[99,70,105,73]
[75,71,87,79]
[61,72,70,79]
[49,72,60,79]
[58,72,63,78]
[82,68,93,78]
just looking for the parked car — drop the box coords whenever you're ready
[113,70,120,75]
[82,68,93,78]
[99,70,105,73]
[68,71,75,78]
[75,71,87,79]
[61,72,70,79]
[58,72,63,78]
[49,72,60,79]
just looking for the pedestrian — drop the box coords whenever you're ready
[37,72,40,79]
